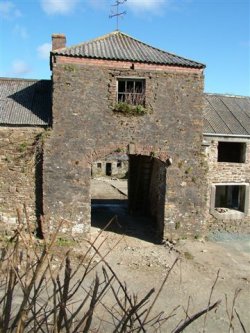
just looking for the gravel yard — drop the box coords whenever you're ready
[89,178,250,332]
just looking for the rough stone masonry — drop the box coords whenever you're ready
[43,34,207,240]
[1,32,249,240]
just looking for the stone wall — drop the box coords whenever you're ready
[44,58,207,239]
[204,136,250,233]
[148,158,166,239]
[0,127,44,234]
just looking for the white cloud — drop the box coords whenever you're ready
[11,60,32,76]
[126,0,167,12]
[88,0,169,13]
[37,43,52,59]
[0,1,21,19]
[40,0,79,15]
[13,24,28,39]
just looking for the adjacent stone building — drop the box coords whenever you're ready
[91,152,128,178]
[0,78,51,234]
[203,93,250,233]
[0,31,249,239]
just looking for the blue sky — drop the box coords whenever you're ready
[0,0,249,96]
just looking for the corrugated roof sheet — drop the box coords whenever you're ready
[0,78,51,126]
[203,94,250,136]
[52,31,205,69]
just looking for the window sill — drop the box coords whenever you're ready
[217,162,246,165]
[210,208,246,220]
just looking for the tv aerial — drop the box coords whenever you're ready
[109,0,127,31]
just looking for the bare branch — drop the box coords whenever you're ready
[173,300,221,333]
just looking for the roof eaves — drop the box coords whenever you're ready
[0,123,49,128]
[203,132,250,138]
[0,77,39,83]
[53,52,204,68]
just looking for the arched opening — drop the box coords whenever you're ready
[91,153,166,243]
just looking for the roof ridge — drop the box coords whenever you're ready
[0,77,40,82]
[205,92,250,99]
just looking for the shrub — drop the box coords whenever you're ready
[114,102,148,116]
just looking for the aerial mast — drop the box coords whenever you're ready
[109,0,127,31]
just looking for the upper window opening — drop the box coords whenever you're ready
[117,79,145,105]
[217,142,246,163]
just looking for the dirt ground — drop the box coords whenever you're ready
[89,178,250,332]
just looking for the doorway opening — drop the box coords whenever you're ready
[91,154,166,243]
[106,163,112,176]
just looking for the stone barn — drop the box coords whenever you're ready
[0,31,249,240]
[44,31,207,240]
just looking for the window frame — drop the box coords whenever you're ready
[117,78,146,106]
[210,183,249,219]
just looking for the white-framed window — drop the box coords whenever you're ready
[117,78,145,105]
[215,185,245,211]
[210,183,249,219]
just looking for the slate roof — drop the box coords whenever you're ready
[203,94,250,137]
[52,31,205,69]
[0,78,51,126]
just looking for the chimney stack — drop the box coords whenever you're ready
[52,33,66,51]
